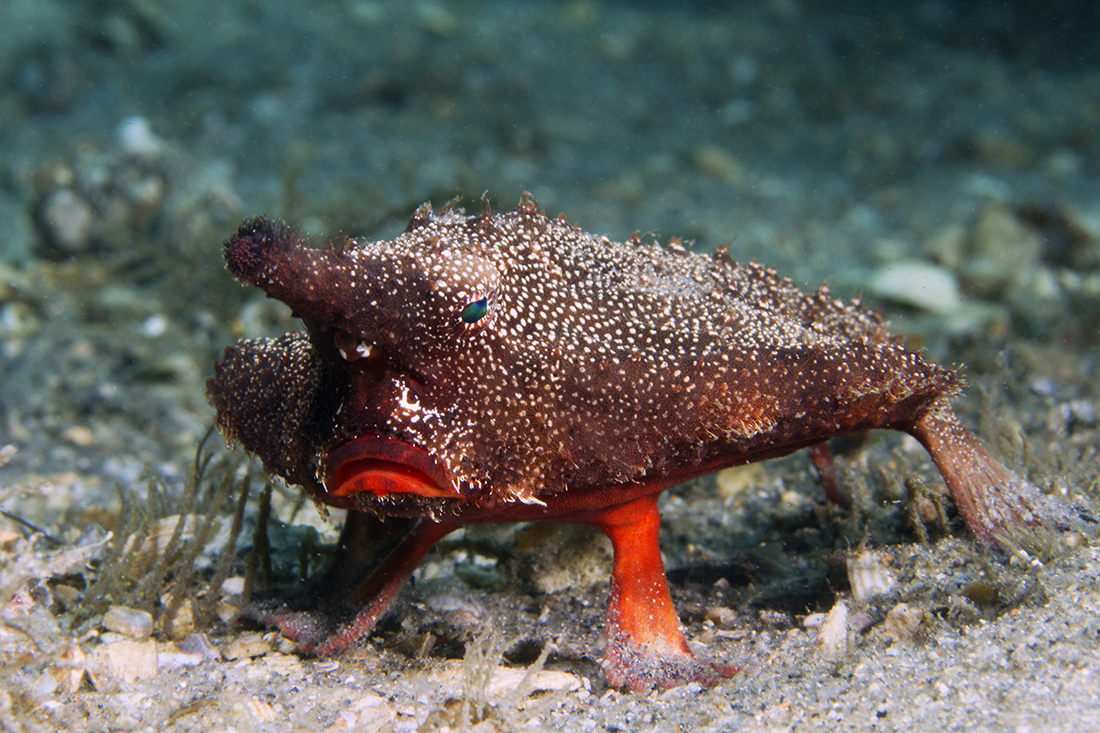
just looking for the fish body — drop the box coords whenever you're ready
[209,196,1071,690]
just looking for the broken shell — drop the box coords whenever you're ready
[847,550,896,603]
[817,600,849,660]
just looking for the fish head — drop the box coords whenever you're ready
[210,199,572,517]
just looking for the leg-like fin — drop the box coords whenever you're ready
[311,518,458,655]
[249,517,458,654]
[578,494,737,690]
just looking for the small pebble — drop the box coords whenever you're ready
[164,597,194,639]
[51,641,88,694]
[884,602,923,641]
[103,606,154,640]
[221,576,246,595]
[715,464,766,499]
[41,189,95,252]
[223,632,271,660]
[142,314,168,337]
[704,606,736,626]
[100,639,158,683]
[62,425,95,447]
[262,653,305,676]
[963,203,1042,296]
[330,694,395,732]
[477,666,582,697]
[870,260,960,314]
[118,116,163,158]
[693,144,744,183]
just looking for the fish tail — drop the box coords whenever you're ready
[906,400,1082,553]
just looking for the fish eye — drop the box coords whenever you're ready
[452,287,496,336]
[460,297,489,324]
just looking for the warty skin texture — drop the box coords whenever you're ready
[209,195,1074,690]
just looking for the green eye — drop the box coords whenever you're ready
[460,297,489,324]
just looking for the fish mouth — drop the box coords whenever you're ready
[325,435,460,500]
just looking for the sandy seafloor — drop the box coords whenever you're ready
[1,0,1100,731]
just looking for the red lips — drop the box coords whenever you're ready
[325,435,459,499]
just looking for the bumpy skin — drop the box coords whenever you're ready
[209,195,1071,690]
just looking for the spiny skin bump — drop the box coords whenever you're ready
[208,195,1073,690]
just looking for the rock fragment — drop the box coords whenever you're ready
[103,606,153,640]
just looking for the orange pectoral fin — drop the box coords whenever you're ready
[577,494,737,691]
